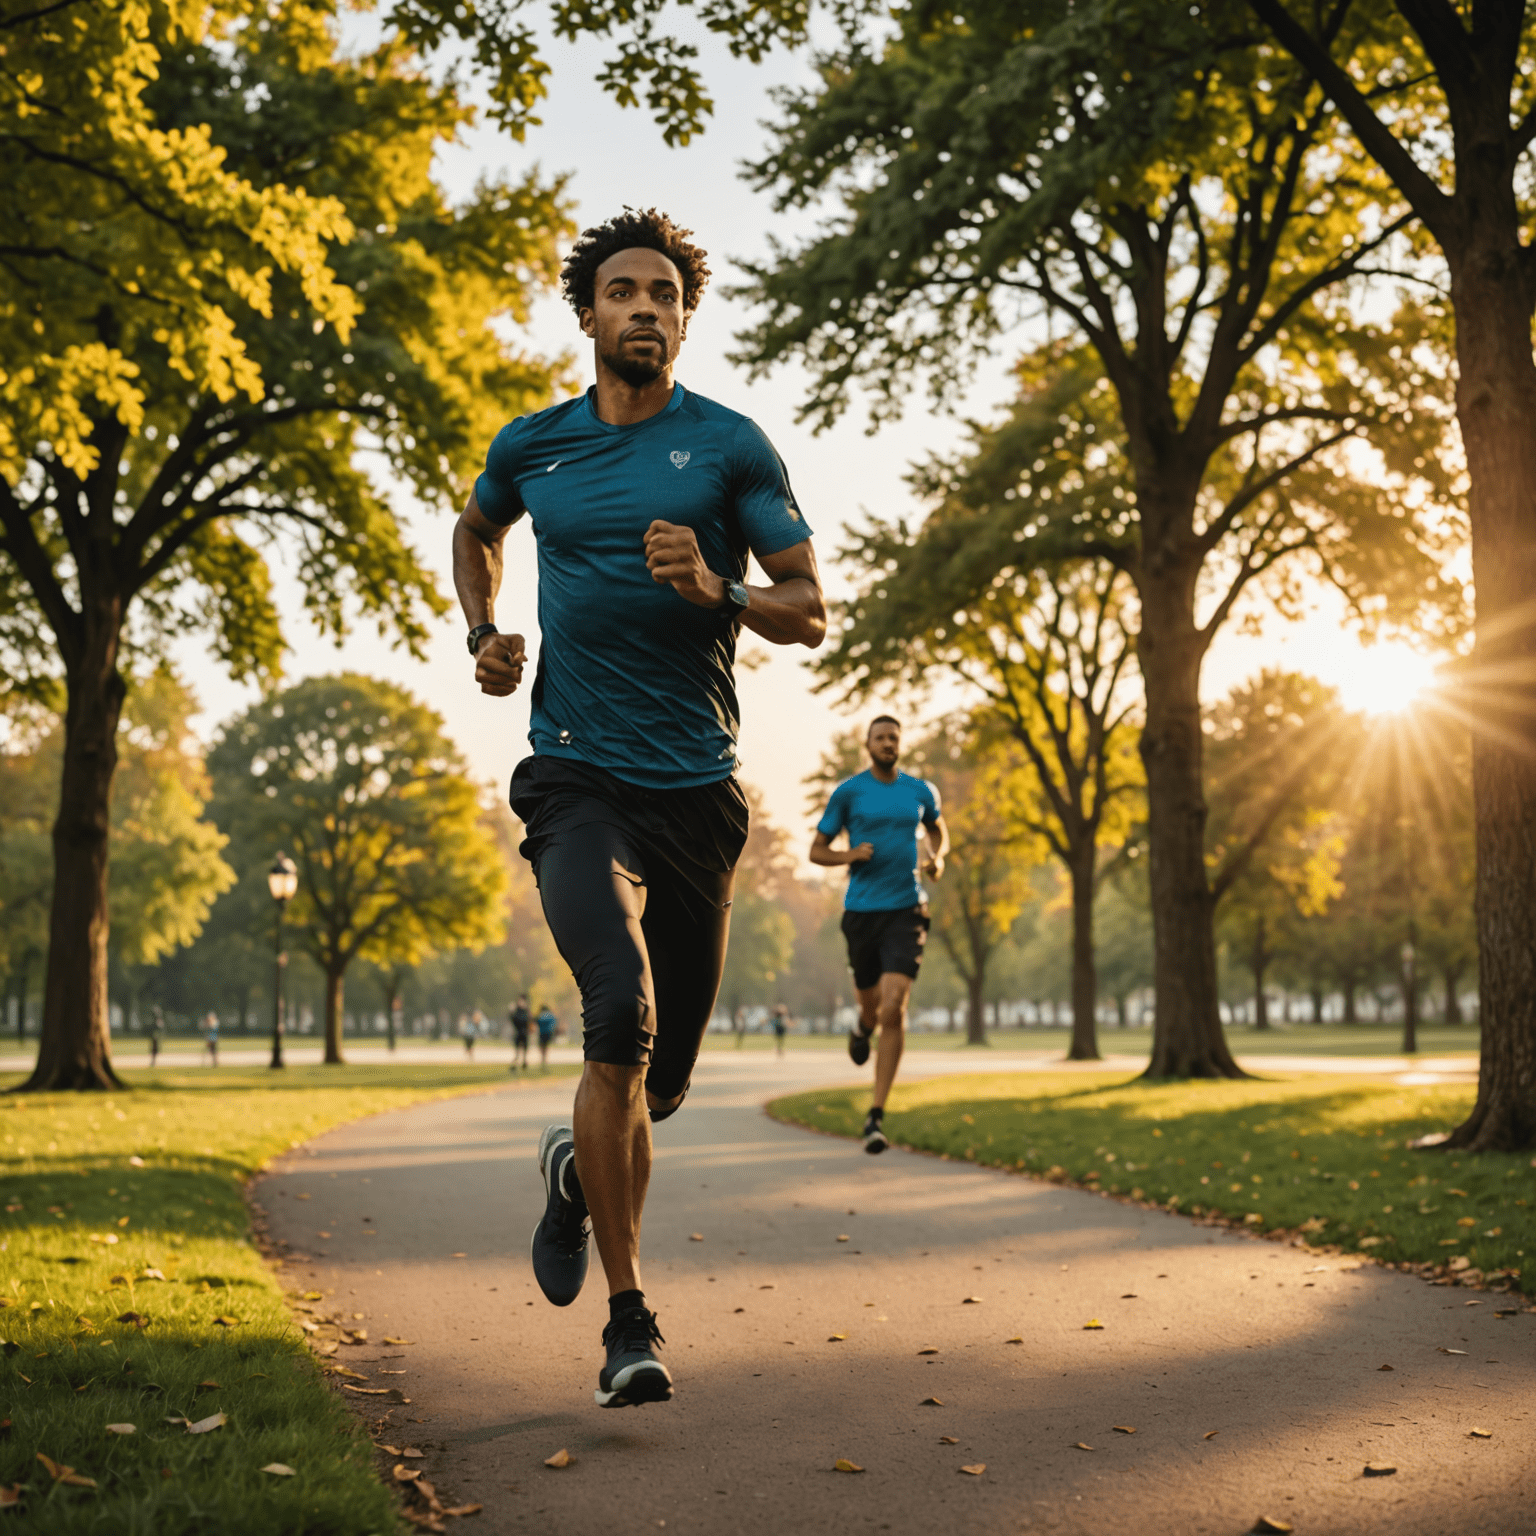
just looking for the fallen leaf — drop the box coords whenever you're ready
[1469,1428,1493,1439]
[1378,1364,1395,1371]
[344,1385,392,1396]
[329,1366,368,1380]
[114,1303,147,1321]
[164,1417,189,1426]
[1203,1430,1219,1440]
[958,1464,985,1476]
[1112,1425,1136,1434]
[1082,1319,1104,1330]
[833,1459,864,1474]
[1120,1293,1138,1299]
[1251,1518,1294,1534]
[451,1253,467,1259]
[261,1464,296,1477]
[920,1397,943,1407]
[60,1473,96,1489]
[1005,1336,1023,1344]
[211,1316,240,1328]
[1363,1462,1397,1476]
[128,1156,144,1167]
[734,1307,745,1314]
[343,1330,368,1344]
[962,1296,982,1304]
[689,1234,704,1242]
[196,1380,220,1391]
[0,1487,19,1509]
[35,1454,61,1479]
[105,1424,135,1435]
[402,1448,424,1458]
[394,1464,422,1482]
[1437,1347,1468,1356]
[827,1334,846,1342]
[1071,1442,1094,1452]
[837,1235,850,1243]
[939,1436,958,1445]
[759,1284,775,1290]
[917,1347,939,1356]
[543,1449,573,1469]
[186,1412,226,1435]
[380,1445,402,1456]
[442,1504,483,1517]
[382,1337,414,1346]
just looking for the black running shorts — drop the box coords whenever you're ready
[510,755,748,1103]
[840,905,930,992]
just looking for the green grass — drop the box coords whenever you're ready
[706,1022,1480,1056]
[768,1071,1533,1294]
[0,1063,576,1533]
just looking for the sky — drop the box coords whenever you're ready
[173,18,1447,852]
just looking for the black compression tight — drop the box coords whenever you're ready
[533,819,732,1104]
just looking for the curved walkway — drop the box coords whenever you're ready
[254,1054,1531,1536]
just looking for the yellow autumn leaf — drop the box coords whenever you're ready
[833,1458,864,1474]
[544,1449,573,1469]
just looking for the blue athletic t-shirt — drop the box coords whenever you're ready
[818,770,943,912]
[474,384,812,788]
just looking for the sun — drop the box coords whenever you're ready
[1336,642,1439,716]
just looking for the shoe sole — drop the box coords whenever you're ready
[595,1362,674,1408]
[864,1132,888,1154]
[531,1124,586,1307]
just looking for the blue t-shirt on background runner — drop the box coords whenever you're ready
[474,383,812,789]
[817,770,942,913]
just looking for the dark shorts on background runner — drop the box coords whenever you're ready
[841,905,930,991]
[510,755,748,1102]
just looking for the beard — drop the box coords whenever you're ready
[601,334,670,388]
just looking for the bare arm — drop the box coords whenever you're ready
[921,816,948,880]
[810,829,874,867]
[642,526,827,648]
[452,490,527,696]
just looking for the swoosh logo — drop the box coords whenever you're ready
[546,460,561,473]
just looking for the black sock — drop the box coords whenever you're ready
[609,1288,645,1320]
[867,1105,884,1122]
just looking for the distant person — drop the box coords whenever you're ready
[811,715,947,1153]
[733,1005,747,1050]
[509,995,531,1072]
[204,1012,220,1068]
[535,1005,558,1071]
[148,1006,163,1068]
[771,1003,789,1058]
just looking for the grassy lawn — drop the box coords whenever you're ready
[768,1071,1533,1294]
[707,1022,1480,1056]
[0,1063,575,1533]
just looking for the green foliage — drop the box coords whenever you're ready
[206,675,507,1056]
[0,1062,573,1532]
[718,784,796,1010]
[769,1070,1531,1289]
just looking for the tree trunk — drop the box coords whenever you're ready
[1066,844,1100,1060]
[1250,915,1270,1030]
[1137,574,1243,1078]
[1342,981,1357,1024]
[1115,994,1128,1027]
[965,973,986,1046]
[1310,984,1324,1024]
[386,984,398,1052]
[1444,965,1464,1026]
[1440,188,1536,1146]
[323,966,346,1065]
[22,625,127,1092]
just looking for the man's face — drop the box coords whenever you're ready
[867,721,901,769]
[580,247,686,387]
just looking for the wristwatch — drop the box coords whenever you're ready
[719,580,750,618]
[466,622,498,657]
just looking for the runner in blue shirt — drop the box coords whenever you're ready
[811,716,948,1152]
[452,209,826,1409]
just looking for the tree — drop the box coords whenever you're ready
[718,785,796,1019]
[822,359,1144,1059]
[1,3,579,1086]
[733,0,1460,1077]
[1248,0,1536,1155]
[207,674,507,1064]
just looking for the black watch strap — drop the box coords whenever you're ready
[466,622,498,657]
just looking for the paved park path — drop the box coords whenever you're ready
[254,1053,1532,1536]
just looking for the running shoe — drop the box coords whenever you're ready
[847,1023,873,1067]
[862,1109,888,1155]
[595,1305,673,1407]
[531,1124,590,1307]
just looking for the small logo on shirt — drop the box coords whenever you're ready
[669,451,691,469]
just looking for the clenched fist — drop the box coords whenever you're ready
[474,631,526,697]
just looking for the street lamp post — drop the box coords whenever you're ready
[1401,937,1418,1056]
[268,853,298,1070]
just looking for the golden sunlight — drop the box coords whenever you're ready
[1336,641,1439,716]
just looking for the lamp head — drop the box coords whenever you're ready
[268,853,298,903]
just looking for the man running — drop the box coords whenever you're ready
[811,717,947,1153]
[509,995,531,1072]
[452,208,825,1409]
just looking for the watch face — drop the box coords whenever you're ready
[728,581,750,611]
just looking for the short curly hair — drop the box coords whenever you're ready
[559,208,711,318]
